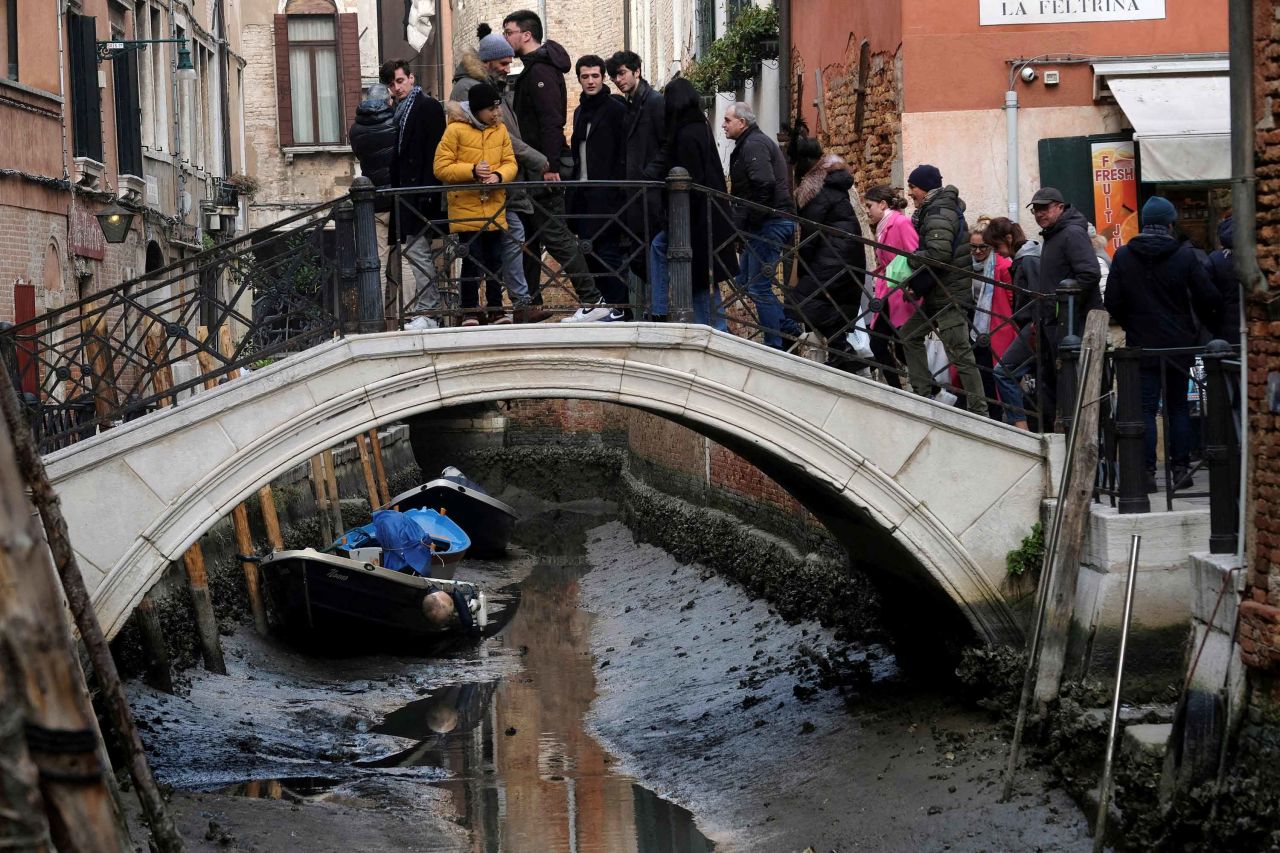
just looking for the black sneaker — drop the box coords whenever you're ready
[1144,470,1158,493]
[1171,466,1195,491]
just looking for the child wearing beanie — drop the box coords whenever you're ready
[434,82,519,324]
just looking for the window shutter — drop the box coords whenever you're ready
[113,51,144,177]
[337,13,359,135]
[67,13,103,161]
[274,14,294,147]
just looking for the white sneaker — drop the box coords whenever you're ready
[404,316,439,331]
[560,299,612,323]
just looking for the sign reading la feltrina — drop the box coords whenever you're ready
[980,0,1166,25]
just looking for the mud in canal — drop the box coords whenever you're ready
[128,499,1093,851]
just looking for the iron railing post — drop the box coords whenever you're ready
[351,177,384,333]
[666,167,694,323]
[1203,339,1239,553]
[1113,346,1150,514]
[1055,279,1084,433]
[334,198,359,335]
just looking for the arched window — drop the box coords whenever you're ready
[274,0,359,147]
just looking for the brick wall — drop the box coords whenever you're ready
[811,36,902,193]
[1240,0,1280,687]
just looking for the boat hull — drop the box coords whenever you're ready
[259,549,485,646]
[391,477,517,558]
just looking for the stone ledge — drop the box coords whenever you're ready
[1189,551,1246,635]
[1086,504,1211,573]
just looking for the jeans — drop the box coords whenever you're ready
[993,324,1058,428]
[1142,360,1193,471]
[403,232,443,313]
[459,231,505,312]
[736,217,799,349]
[499,211,532,307]
[649,231,670,316]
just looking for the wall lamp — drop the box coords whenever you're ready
[97,37,196,81]
[95,200,136,244]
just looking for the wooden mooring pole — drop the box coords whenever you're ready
[231,505,269,635]
[356,432,381,509]
[309,455,335,544]
[322,449,343,532]
[368,428,391,506]
[0,357,185,852]
[258,485,285,551]
[135,594,175,694]
[181,544,227,675]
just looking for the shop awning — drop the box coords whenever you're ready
[1094,61,1230,184]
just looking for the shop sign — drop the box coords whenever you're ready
[70,209,106,260]
[980,0,1165,26]
[1091,140,1138,257]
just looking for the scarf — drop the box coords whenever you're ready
[394,85,423,151]
[971,252,997,341]
[570,85,613,152]
[910,186,943,231]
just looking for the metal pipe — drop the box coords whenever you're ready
[1005,89,1019,220]
[778,0,791,126]
[1092,533,1142,853]
[1001,346,1094,802]
[1229,0,1266,295]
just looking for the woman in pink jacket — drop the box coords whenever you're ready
[864,186,919,389]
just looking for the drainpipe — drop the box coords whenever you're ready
[1229,0,1265,296]
[778,0,791,126]
[1005,87,1019,220]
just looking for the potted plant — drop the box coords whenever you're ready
[683,2,780,96]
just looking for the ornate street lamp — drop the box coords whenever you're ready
[95,200,135,244]
[97,36,196,81]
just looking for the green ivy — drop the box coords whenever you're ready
[684,3,779,95]
[1005,521,1044,577]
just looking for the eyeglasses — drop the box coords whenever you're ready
[970,244,991,254]
[502,27,522,37]
[1031,203,1053,212]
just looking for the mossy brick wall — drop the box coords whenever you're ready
[1240,0,1280,703]
[815,37,901,193]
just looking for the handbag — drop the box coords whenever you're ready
[903,259,941,299]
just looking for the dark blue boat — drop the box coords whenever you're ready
[388,467,517,558]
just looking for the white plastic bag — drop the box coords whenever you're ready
[846,323,874,360]
[925,332,950,383]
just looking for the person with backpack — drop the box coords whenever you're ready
[898,165,988,415]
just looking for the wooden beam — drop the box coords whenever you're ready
[355,433,380,509]
[1034,309,1109,708]
[134,595,174,694]
[309,456,334,544]
[368,428,391,507]
[194,326,218,391]
[322,449,343,534]
[231,505,268,636]
[181,545,227,675]
[257,485,285,551]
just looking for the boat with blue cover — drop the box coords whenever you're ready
[388,467,518,558]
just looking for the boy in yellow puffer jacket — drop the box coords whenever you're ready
[434,83,519,325]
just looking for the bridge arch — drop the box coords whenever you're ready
[45,326,1052,644]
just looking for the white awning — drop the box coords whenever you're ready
[1100,71,1230,183]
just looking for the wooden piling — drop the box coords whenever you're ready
[0,667,53,851]
[135,595,175,694]
[81,313,120,427]
[309,456,334,544]
[0,366,185,853]
[181,544,227,675]
[355,433,381,509]
[368,428,391,506]
[322,449,343,532]
[258,485,285,551]
[144,326,176,408]
[231,505,269,635]
[218,326,241,379]
[1034,309,1109,708]
[195,326,219,391]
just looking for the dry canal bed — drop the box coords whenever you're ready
[127,512,1093,851]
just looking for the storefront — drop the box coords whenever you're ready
[1037,56,1230,255]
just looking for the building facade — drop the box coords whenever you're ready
[0,0,250,340]
[790,0,1229,244]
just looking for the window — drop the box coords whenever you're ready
[113,47,144,177]
[273,10,359,148]
[697,0,715,56]
[287,16,340,144]
[67,13,103,161]
[3,0,17,81]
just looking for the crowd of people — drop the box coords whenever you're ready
[348,10,1242,486]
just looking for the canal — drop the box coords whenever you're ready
[126,497,1093,851]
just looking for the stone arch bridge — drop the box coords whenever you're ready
[45,325,1057,645]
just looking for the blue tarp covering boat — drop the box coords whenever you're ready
[334,508,470,578]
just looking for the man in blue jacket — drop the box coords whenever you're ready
[1104,196,1222,492]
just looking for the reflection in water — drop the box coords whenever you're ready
[370,555,714,852]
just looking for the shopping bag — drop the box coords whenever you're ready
[925,332,950,383]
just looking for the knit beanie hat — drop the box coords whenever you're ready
[477,32,514,61]
[907,164,943,192]
[1141,195,1177,227]
[468,82,502,115]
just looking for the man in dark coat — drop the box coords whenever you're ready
[724,101,798,349]
[381,59,447,329]
[898,164,987,415]
[1104,196,1223,491]
[502,9,606,320]
[607,51,665,272]
[567,55,629,320]
[1205,215,1241,345]
[1028,186,1101,426]
[348,83,396,189]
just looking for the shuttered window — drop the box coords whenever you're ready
[68,13,103,161]
[114,51,144,178]
[273,12,359,148]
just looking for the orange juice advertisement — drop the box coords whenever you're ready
[1091,141,1138,258]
